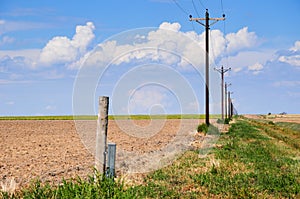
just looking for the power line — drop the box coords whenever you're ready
[192,0,200,17]
[172,0,189,15]
[198,0,206,9]
[220,0,224,14]
[220,0,230,75]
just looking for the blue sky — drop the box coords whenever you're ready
[0,0,300,116]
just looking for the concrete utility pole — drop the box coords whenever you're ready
[190,9,225,125]
[214,66,231,120]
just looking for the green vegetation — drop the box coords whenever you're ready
[0,115,76,120]
[276,122,300,133]
[216,118,231,124]
[0,114,222,120]
[1,173,138,199]
[246,119,300,150]
[197,123,208,134]
[193,120,300,198]
[1,118,299,198]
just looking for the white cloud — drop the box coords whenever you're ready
[248,62,263,74]
[76,23,258,72]
[219,50,274,74]
[159,22,181,32]
[39,22,95,66]
[278,55,300,67]
[290,40,300,51]
[278,40,300,67]
[226,27,258,54]
[233,67,242,73]
[2,20,259,74]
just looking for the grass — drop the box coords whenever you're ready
[246,119,300,150]
[1,173,138,199]
[0,114,221,120]
[1,118,299,198]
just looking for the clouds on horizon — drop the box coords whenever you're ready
[0,21,262,72]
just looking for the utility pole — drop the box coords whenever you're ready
[224,82,231,119]
[190,10,225,126]
[214,66,231,120]
[231,101,234,117]
[228,91,233,119]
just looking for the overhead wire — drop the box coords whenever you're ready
[172,0,189,15]
[220,0,224,14]
[209,29,217,67]
[198,0,206,10]
[191,0,201,17]
[172,0,198,33]
[220,0,229,72]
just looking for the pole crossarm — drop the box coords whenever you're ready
[214,66,231,74]
[189,17,225,26]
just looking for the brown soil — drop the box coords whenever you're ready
[0,120,94,189]
[0,119,206,190]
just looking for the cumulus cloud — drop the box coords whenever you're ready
[39,22,95,66]
[158,22,181,32]
[0,21,261,79]
[290,41,300,51]
[248,62,263,75]
[74,22,257,71]
[226,27,258,54]
[278,55,300,66]
[278,40,300,67]
[219,50,274,75]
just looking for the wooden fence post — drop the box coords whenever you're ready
[95,96,109,174]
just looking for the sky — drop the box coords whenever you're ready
[0,0,300,116]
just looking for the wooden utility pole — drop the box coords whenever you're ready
[214,66,231,120]
[190,9,225,125]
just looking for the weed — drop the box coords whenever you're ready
[197,123,208,135]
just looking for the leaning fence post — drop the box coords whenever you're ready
[95,96,109,174]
